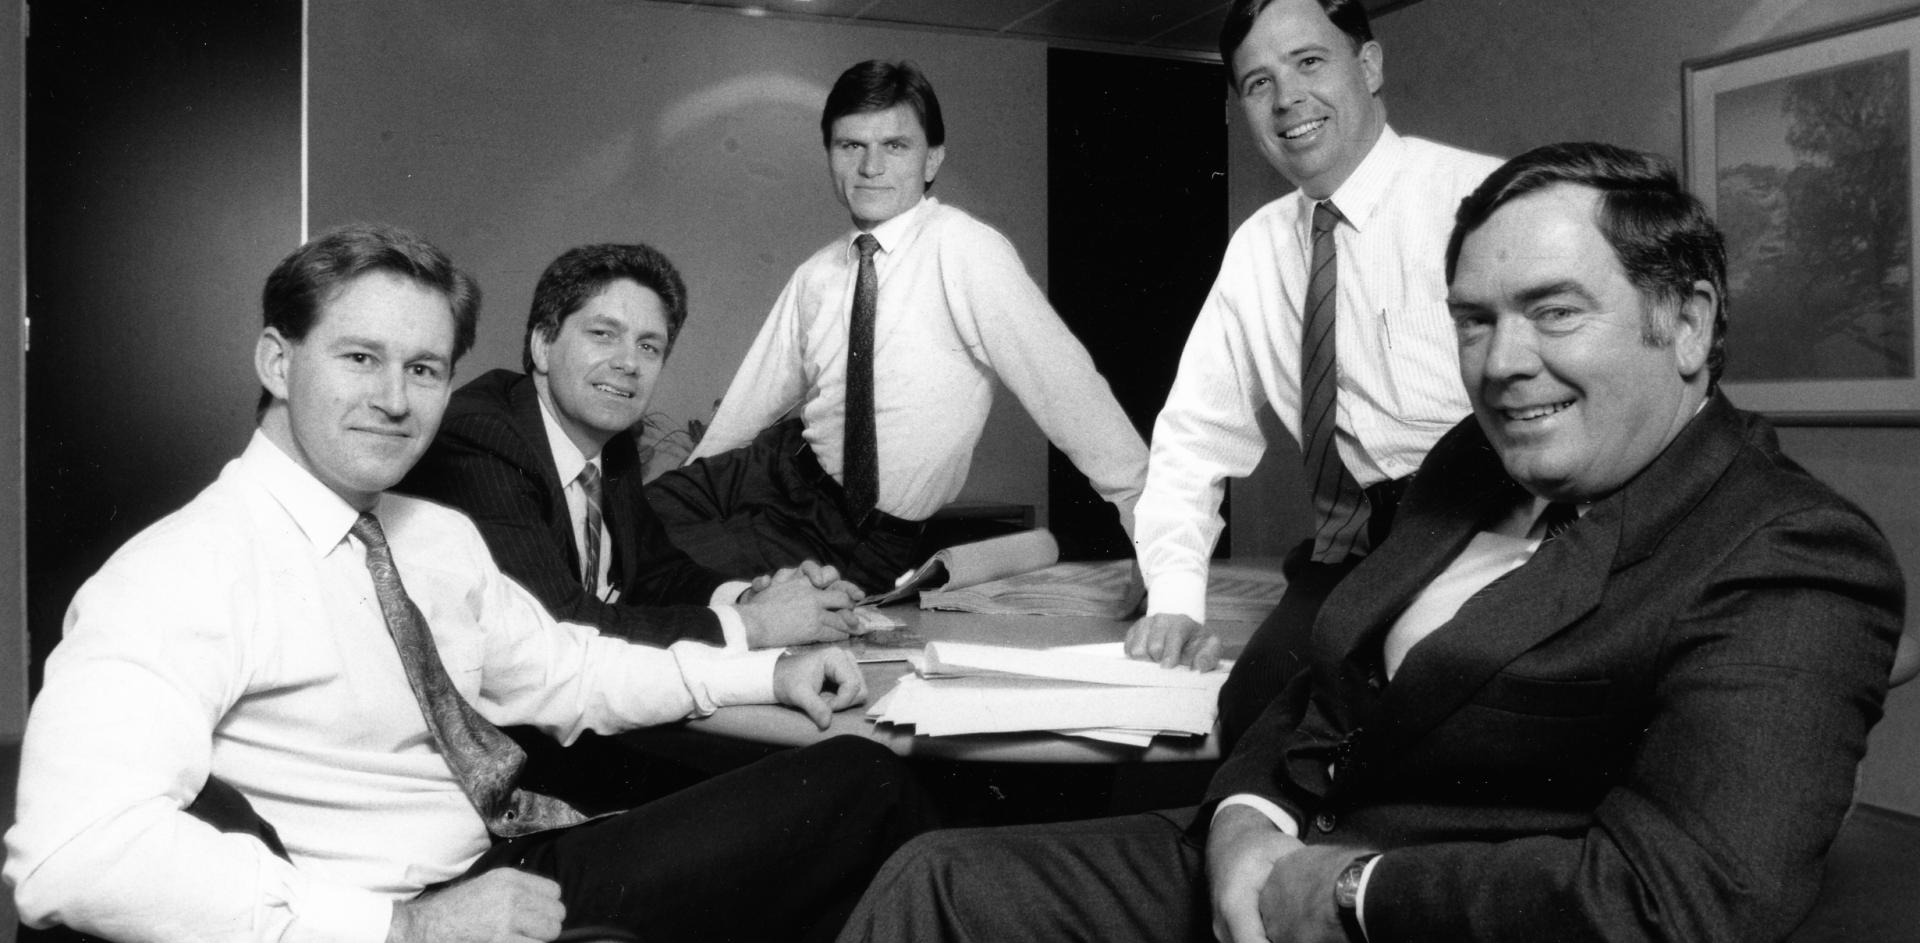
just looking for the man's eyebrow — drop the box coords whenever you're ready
[1513,279,1600,308]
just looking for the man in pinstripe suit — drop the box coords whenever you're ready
[403,243,863,652]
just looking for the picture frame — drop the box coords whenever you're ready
[1684,5,1920,426]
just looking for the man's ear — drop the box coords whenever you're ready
[255,328,293,401]
[1360,40,1385,96]
[923,145,946,186]
[529,328,552,376]
[1672,279,1717,378]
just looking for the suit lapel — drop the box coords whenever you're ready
[1343,395,1752,786]
[507,377,584,577]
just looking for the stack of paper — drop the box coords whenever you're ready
[868,641,1230,747]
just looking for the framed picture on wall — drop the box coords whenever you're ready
[1684,5,1920,425]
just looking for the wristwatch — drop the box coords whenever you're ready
[1334,853,1382,940]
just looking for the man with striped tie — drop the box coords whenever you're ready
[1124,0,1501,748]
[403,243,863,654]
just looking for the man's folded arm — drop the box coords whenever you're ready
[1353,506,1902,943]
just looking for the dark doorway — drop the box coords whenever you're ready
[1046,49,1229,560]
[25,0,301,690]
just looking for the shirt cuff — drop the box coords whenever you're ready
[708,604,749,650]
[1146,570,1209,625]
[667,642,780,714]
[1355,854,1383,939]
[713,580,752,605]
[1211,794,1300,837]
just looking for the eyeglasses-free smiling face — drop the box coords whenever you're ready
[531,278,672,458]
[827,104,945,231]
[256,271,458,510]
[1447,184,1714,502]
[1231,0,1387,201]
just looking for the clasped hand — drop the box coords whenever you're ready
[1207,805,1368,943]
[737,560,866,648]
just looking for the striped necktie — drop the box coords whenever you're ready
[1301,200,1372,562]
[577,462,604,597]
[351,512,586,837]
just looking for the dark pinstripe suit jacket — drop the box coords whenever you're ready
[1207,394,1903,942]
[400,369,728,647]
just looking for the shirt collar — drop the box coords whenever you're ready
[536,391,597,486]
[239,429,365,554]
[1296,124,1403,235]
[847,195,936,259]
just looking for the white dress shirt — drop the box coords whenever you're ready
[1136,128,1503,622]
[536,396,750,647]
[691,196,1148,529]
[5,432,780,943]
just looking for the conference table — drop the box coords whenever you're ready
[684,603,1265,764]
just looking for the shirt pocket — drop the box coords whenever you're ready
[1377,300,1469,427]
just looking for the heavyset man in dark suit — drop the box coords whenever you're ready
[403,243,862,652]
[835,143,1904,943]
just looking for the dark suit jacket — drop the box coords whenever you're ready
[400,369,729,647]
[1208,394,1903,942]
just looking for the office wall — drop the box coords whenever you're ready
[1365,0,1920,815]
[308,1,1053,518]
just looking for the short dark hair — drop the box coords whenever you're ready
[1445,141,1731,384]
[522,243,690,375]
[820,59,945,150]
[1220,0,1373,86]
[259,223,479,411]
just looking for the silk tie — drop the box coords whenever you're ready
[1302,201,1372,563]
[844,233,882,522]
[578,462,604,597]
[350,512,586,838]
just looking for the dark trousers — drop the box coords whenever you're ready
[835,808,1210,943]
[26,737,933,943]
[647,418,923,593]
[467,736,933,943]
[1215,477,1408,754]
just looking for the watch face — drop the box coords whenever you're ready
[1334,854,1375,909]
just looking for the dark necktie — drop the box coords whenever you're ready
[577,462,604,597]
[1537,501,1580,542]
[1302,201,1371,563]
[844,233,882,521]
[350,512,585,838]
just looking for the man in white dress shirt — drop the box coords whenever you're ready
[5,224,928,943]
[1124,0,1502,748]
[647,59,1148,592]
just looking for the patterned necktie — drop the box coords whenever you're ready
[1302,200,1373,563]
[577,462,604,597]
[844,233,882,521]
[350,512,585,838]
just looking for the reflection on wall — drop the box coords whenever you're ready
[309,0,1053,518]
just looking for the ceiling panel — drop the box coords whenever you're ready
[647,0,1419,56]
